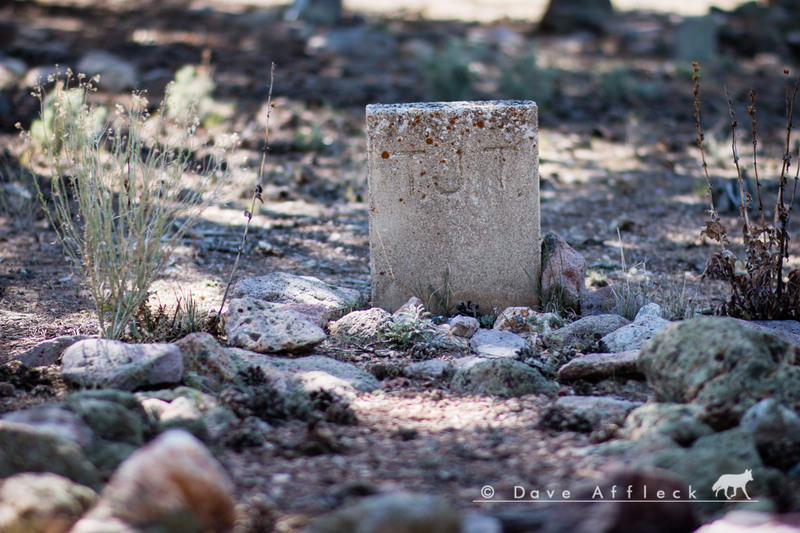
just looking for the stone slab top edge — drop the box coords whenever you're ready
[366,100,538,113]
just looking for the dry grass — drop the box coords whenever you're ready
[23,69,234,339]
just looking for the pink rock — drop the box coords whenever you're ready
[449,315,480,338]
[692,510,800,532]
[541,232,586,313]
[72,430,236,533]
[393,296,426,316]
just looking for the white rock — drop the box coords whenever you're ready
[14,335,89,367]
[23,66,60,87]
[227,350,380,394]
[469,329,526,358]
[232,273,363,320]
[329,308,391,344]
[600,303,669,352]
[77,51,137,93]
[225,297,326,354]
[61,339,183,391]
[0,57,25,90]
[405,359,453,380]
[0,473,98,533]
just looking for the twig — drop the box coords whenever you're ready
[693,62,727,247]
[775,70,800,298]
[217,63,275,319]
[747,88,765,228]
[725,86,751,237]
[692,63,719,222]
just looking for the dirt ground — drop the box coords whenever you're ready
[1,0,799,530]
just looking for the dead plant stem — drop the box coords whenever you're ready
[218,63,274,318]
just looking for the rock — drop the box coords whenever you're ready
[451,358,557,397]
[638,316,800,428]
[539,0,613,34]
[61,339,183,391]
[600,303,668,353]
[462,511,503,533]
[307,27,398,61]
[225,297,326,354]
[540,232,586,313]
[673,15,719,62]
[174,332,238,391]
[228,350,379,395]
[580,285,618,316]
[138,387,239,442]
[2,406,94,448]
[448,315,480,338]
[0,421,102,489]
[493,307,563,334]
[306,492,461,533]
[76,51,137,93]
[0,57,25,90]
[740,399,800,471]
[73,430,236,533]
[635,427,785,510]
[62,391,150,477]
[329,308,391,345]
[0,473,98,533]
[574,468,698,533]
[13,335,88,367]
[405,359,453,381]
[232,273,362,320]
[621,403,714,446]
[64,393,145,447]
[542,314,629,352]
[469,329,526,358]
[746,320,800,349]
[557,350,641,381]
[285,0,342,25]
[23,66,60,87]
[394,296,426,316]
[69,515,141,533]
[538,395,641,432]
[693,510,800,533]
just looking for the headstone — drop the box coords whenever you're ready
[366,100,540,313]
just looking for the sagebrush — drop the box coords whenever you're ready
[24,69,234,339]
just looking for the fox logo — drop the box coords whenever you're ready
[712,469,753,500]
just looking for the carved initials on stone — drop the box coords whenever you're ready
[392,144,518,198]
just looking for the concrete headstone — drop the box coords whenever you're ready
[367,100,540,313]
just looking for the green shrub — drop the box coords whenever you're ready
[498,46,555,106]
[424,40,474,101]
[26,69,234,339]
[167,65,230,127]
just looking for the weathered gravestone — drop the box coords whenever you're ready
[366,100,540,313]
